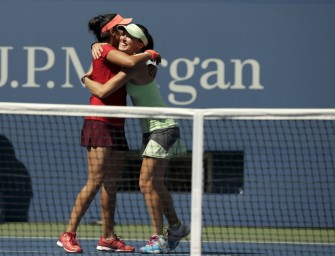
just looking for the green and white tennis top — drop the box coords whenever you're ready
[126,80,179,133]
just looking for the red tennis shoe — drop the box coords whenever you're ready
[57,232,83,253]
[96,235,135,252]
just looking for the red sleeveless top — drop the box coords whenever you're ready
[85,44,127,129]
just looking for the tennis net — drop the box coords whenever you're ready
[0,102,334,256]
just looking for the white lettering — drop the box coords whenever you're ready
[168,58,199,106]
[61,47,89,88]
[22,47,55,88]
[0,46,264,106]
[200,58,231,89]
[0,47,13,87]
[230,59,264,89]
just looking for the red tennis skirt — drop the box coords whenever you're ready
[81,119,129,150]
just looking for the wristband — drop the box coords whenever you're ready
[81,75,87,84]
[145,49,159,59]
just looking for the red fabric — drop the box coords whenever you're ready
[145,49,159,59]
[85,44,127,129]
[100,14,132,33]
[81,120,128,149]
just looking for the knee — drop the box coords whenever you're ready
[139,177,152,194]
[139,176,164,194]
[88,175,103,192]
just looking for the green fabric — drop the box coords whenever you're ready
[141,138,187,159]
[126,80,179,133]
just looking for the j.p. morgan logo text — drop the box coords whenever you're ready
[0,46,264,106]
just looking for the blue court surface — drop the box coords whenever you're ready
[0,237,334,255]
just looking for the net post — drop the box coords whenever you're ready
[190,110,204,256]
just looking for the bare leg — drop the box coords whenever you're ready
[139,157,178,235]
[100,150,125,238]
[66,147,106,232]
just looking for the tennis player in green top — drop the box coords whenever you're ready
[82,23,190,254]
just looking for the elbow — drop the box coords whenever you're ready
[92,88,109,99]
[97,92,108,99]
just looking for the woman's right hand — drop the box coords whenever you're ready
[145,50,161,65]
[91,43,104,59]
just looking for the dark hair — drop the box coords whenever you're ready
[88,14,118,42]
[136,24,154,51]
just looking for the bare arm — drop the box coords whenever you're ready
[83,69,133,98]
[91,43,160,68]
[106,50,156,68]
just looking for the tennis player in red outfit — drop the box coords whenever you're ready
[57,13,160,253]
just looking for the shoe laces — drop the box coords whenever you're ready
[147,234,159,246]
[112,234,126,246]
[67,233,80,246]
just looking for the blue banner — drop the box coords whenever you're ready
[1,0,334,108]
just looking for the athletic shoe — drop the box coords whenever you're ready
[167,222,190,251]
[57,232,83,253]
[96,236,135,252]
[139,234,169,254]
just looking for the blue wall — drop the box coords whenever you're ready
[1,0,335,107]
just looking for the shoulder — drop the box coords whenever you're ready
[101,44,117,58]
[102,44,116,51]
